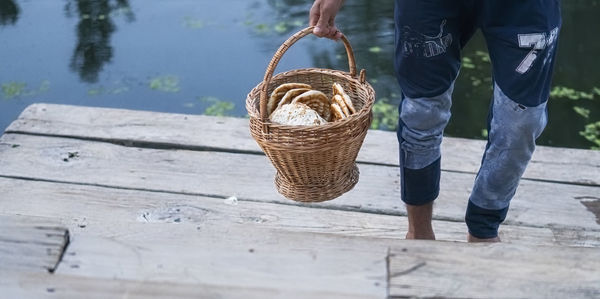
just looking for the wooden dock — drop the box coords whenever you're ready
[1,103,599,298]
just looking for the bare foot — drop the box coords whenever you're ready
[467,233,501,243]
[406,231,436,240]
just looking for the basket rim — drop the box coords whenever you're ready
[246,67,375,131]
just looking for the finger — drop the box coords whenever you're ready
[309,2,320,27]
[314,8,333,37]
[326,23,340,40]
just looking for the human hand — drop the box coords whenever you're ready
[309,0,344,40]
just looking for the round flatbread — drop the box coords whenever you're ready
[330,103,347,121]
[276,88,311,110]
[292,90,332,121]
[269,103,327,126]
[332,94,351,118]
[268,83,312,116]
[332,82,356,114]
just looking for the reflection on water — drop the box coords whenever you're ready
[0,0,19,26]
[65,0,134,83]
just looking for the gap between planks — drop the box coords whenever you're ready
[6,103,600,187]
[0,133,598,231]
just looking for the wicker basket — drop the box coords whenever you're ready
[246,26,375,202]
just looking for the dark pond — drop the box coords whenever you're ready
[1,0,599,149]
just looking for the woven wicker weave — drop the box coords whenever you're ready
[246,26,375,202]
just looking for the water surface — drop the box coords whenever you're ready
[1,0,598,149]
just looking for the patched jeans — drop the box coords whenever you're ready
[394,0,561,238]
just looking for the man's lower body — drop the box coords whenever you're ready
[394,0,561,240]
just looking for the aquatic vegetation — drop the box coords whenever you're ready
[462,57,475,69]
[470,76,482,87]
[370,98,398,131]
[574,106,591,119]
[2,82,26,99]
[580,121,600,150]
[242,10,304,36]
[199,96,235,116]
[204,101,235,117]
[368,46,382,54]
[550,86,595,100]
[274,22,287,33]
[254,23,270,34]
[2,80,50,99]
[481,129,488,138]
[149,76,180,93]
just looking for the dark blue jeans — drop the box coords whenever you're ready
[394,0,561,238]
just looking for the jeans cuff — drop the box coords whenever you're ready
[465,200,509,239]
[401,157,441,206]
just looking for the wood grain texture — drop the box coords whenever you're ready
[57,225,389,298]
[1,133,598,231]
[388,241,600,298]
[0,270,376,299]
[1,178,593,247]
[0,217,69,273]
[7,103,600,186]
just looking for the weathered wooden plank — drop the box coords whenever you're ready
[0,270,373,299]
[55,224,388,297]
[7,103,600,186]
[0,217,69,273]
[388,241,600,298]
[1,133,598,231]
[2,178,593,247]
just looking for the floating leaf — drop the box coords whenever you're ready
[149,76,180,93]
[368,46,382,53]
[2,82,26,99]
[481,129,488,138]
[580,121,600,149]
[462,57,475,69]
[254,23,270,34]
[274,22,287,33]
[573,106,590,118]
[475,51,491,63]
[470,76,482,87]
[204,101,235,116]
[550,86,595,100]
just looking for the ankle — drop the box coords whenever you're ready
[406,228,435,240]
[405,202,435,240]
[467,233,501,243]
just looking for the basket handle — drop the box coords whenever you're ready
[259,26,358,120]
